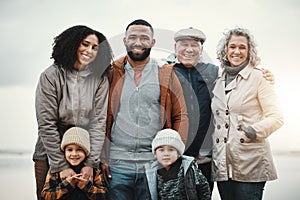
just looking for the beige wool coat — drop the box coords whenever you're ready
[211,65,284,182]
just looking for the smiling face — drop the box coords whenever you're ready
[123,24,155,62]
[74,34,99,70]
[64,144,86,166]
[154,145,180,170]
[226,35,249,67]
[175,39,203,68]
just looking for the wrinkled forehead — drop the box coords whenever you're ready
[177,39,201,45]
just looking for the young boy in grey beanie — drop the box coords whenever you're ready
[41,127,107,200]
[145,129,211,200]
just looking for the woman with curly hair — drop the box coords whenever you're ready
[32,25,113,200]
[211,27,284,200]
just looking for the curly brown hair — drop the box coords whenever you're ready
[51,25,113,76]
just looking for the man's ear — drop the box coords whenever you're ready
[151,38,156,47]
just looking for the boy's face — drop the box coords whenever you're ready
[154,145,180,170]
[64,144,86,166]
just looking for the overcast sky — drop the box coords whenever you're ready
[0,0,299,151]
[1,0,299,85]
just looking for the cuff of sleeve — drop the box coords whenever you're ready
[85,158,99,169]
[244,126,257,140]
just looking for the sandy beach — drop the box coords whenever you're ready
[0,152,299,200]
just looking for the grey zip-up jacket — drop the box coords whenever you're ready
[33,64,109,173]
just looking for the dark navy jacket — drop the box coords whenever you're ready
[174,62,219,157]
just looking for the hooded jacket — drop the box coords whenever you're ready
[145,155,211,200]
[33,64,109,172]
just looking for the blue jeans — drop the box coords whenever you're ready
[107,159,151,200]
[217,179,266,200]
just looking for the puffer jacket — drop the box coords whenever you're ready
[211,65,284,182]
[104,56,188,146]
[33,64,109,172]
[145,155,211,200]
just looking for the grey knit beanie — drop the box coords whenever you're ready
[152,129,185,155]
[61,127,90,156]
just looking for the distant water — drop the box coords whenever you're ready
[0,153,32,170]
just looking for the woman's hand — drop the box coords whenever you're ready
[80,166,93,182]
[101,162,112,186]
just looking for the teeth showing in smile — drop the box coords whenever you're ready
[183,54,194,59]
[82,54,91,60]
[131,48,144,53]
[231,56,242,61]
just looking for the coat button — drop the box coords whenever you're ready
[225,110,229,115]
[216,138,219,143]
[224,137,227,143]
[217,125,221,129]
[225,123,229,129]
[237,125,242,131]
[216,110,220,115]
[240,138,245,143]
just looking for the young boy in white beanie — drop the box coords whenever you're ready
[145,129,211,200]
[41,127,106,200]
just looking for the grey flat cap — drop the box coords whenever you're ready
[174,27,206,44]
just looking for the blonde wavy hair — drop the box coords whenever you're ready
[216,27,261,68]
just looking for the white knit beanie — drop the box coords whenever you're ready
[61,127,90,156]
[152,129,185,155]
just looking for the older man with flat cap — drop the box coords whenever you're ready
[167,27,218,193]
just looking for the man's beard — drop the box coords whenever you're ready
[126,46,152,61]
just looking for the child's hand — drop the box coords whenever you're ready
[60,168,76,180]
[66,174,82,187]
[75,174,89,189]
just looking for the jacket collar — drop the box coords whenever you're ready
[145,155,194,175]
[113,55,166,70]
[112,56,128,70]
[69,65,93,78]
[219,64,253,80]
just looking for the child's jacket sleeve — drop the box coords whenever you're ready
[41,172,75,199]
